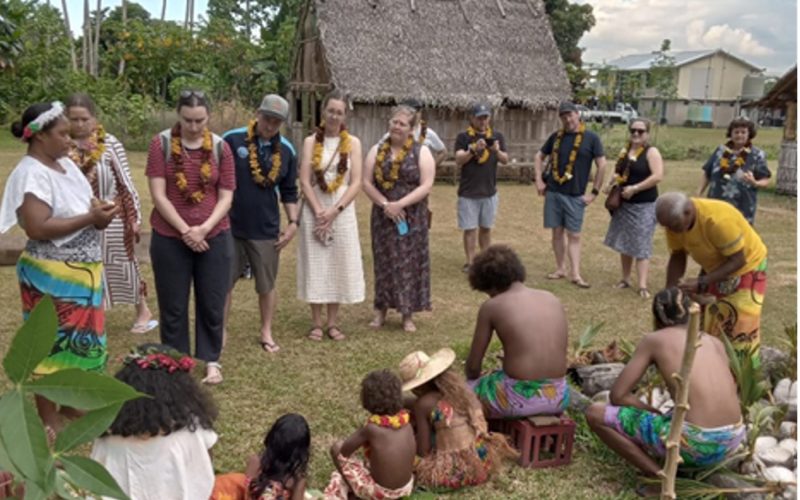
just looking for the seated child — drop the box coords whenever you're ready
[324,370,415,500]
[399,348,517,490]
[586,287,746,476]
[90,344,219,500]
[212,413,310,500]
[465,245,569,418]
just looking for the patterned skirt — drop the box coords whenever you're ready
[17,252,107,375]
[603,201,657,260]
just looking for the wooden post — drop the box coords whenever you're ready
[660,302,701,500]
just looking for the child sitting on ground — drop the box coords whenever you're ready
[399,348,517,491]
[324,370,416,500]
[90,344,219,500]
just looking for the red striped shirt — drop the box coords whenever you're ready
[145,134,236,239]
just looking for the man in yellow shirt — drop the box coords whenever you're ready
[655,192,767,360]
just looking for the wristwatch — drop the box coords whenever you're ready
[337,204,344,212]
[288,219,297,226]
[591,188,600,196]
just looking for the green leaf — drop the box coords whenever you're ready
[2,296,57,384]
[54,403,123,454]
[22,480,48,500]
[26,369,145,410]
[0,391,51,487]
[54,469,82,499]
[60,456,130,500]
[0,427,22,478]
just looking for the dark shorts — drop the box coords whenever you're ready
[230,238,279,294]
[544,191,586,233]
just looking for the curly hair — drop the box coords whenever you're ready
[250,413,310,499]
[468,245,526,293]
[361,369,403,415]
[652,287,692,329]
[726,117,757,140]
[108,344,218,437]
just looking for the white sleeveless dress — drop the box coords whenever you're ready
[296,136,365,304]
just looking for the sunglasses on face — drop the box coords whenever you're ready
[629,128,647,135]
[180,90,205,99]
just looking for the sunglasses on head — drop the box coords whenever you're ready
[180,90,205,99]
[629,128,647,135]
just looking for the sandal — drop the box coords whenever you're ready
[326,326,346,341]
[308,327,324,341]
[130,319,159,334]
[638,288,651,299]
[546,271,567,280]
[613,280,631,289]
[402,318,417,333]
[260,340,280,353]
[571,278,591,289]
[202,363,223,385]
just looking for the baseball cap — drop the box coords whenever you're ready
[558,101,578,115]
[471,103,491,117]
[258,94,289,121]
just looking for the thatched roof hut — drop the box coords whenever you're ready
[289,0,571,162]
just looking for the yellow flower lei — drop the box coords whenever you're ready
[551,122,586,184]
[719,140,750,176]
[466,125,493,164]
[367,409,411,429]
[614,142,646,185]
[171,123,212,204]
[69,124,106,186]
[312,123,351,193]
[374,135,414,191]
[246,119,282,187]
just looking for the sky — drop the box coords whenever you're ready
[61,0,795,75]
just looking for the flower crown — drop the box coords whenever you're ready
[22,101,64,141]
[123,347,196,373]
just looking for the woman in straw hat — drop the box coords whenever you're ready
[399,348,516,490]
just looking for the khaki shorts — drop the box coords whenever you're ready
[230,238,279,294]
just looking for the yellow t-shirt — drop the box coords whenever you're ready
[665,198,767,275]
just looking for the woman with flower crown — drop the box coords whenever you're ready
[145,91,235,385]
[697,117,771,225]
[66,93,158,335]
[296,90,365,342]
[91,343,219,500]
[0,101,119,435]
[602,118,664,299]
[362,105,435,333]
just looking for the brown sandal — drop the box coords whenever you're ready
[308,327,324,341]
[326,326,346,341]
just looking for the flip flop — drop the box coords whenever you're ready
[638,288,651,299]
[402,319,417,333]
[260,340,280,353]
[202,363,223,385]
[130,319,159,334]
[613,280,631,289]
[546,271,566,280]
[308,327,324,341]
[572,278,591,289]
[326,326,346,341]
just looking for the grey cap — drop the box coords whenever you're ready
[471,103,491,117]
[258,94,289,121]
[558,101,578,115]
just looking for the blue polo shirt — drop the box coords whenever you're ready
[223,128,298,240]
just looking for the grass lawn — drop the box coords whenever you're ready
[0,126,795,498]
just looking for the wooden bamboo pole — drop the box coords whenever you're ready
[660,302,702,500]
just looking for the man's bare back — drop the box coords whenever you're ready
[467,282,567,381]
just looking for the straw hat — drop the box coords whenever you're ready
[398,348,456,392]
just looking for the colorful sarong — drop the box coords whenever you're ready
[210,473,292,500]
[323,454,413,500]
[468,370,569,418]
[17,252,107,375]
[705,258,767,359]
[604,405,745,468]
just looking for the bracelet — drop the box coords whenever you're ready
[337,204,344,212]
[381,201,389,208]
[288,219,297,226]
[591,188,599,196]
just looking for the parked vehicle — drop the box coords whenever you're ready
[581,103,639,124]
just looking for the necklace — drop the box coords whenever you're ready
[466,125,493,164]
[312,124,350,193]
[551,123,586,184]
[368,409,410,429]
[171,123,212,204]
[247,120,282,187]
[719,140,751,179]
[614,142,646,185]
[69,124,106,188]
[374,135,414,191]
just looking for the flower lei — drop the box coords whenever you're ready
[69,124,106,185]
[368,409,411,429]
[123,349,196,373]
[614,142,646,185]
[418,120,427,145]
[312,123,350,193]
[551,122,586,184]
[247,119,282,187]
[719,140,751,179]
[374,135,414,191]
[466,125,493,164]
[171,123,212,204]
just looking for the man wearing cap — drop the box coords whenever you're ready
[454,103,508,272]
[534,101,606,288]
[380,99,447,165]
[222,94,299,353]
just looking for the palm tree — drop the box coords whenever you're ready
[161,0,166,21]
[117,0,126,76]
[60,0,78,71]
[93,0,102,76]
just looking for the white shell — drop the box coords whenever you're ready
[756,436,778,453]
[774,378,792,404]
[779,439,798,456]
[758,446,794,467]
[762,466,796,484]
[780,422,797,440]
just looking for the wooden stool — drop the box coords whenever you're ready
[489,415,576,468]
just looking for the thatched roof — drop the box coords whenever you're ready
[745,66,796,108]
[308,0,570,110]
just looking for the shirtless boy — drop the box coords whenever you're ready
[466,245,569,417]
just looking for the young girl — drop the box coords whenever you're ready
[90,344,219,500]
[398,348,517,491]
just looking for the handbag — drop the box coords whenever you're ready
[605,185,622,214]
[426,208,433,229]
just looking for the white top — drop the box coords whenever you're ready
[379,124,446,153]
[0,155,93,246]
[90,428,218,500]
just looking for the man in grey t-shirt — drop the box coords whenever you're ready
[454,103,509,272]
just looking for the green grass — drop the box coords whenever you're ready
[0,127,794,498]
